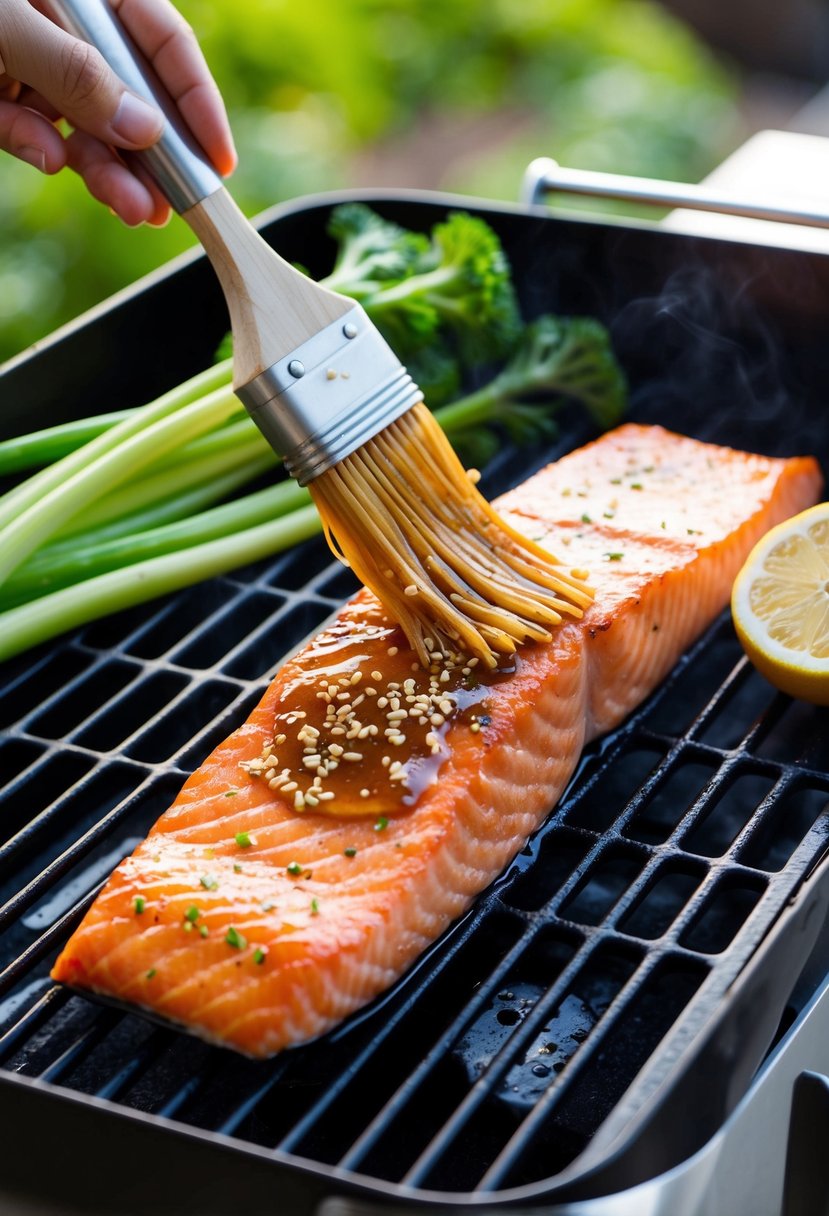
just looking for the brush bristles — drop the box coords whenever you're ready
[309,404,594,668]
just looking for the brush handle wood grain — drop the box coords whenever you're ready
[181,190,352,390]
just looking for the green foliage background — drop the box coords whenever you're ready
[0,0,738,365]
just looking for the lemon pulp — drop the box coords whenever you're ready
[731,504,829,705]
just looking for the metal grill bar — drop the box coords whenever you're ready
[1,195,829,1207]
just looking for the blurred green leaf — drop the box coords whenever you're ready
[0,0,737,364]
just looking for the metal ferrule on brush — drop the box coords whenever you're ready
[236,307,423,486]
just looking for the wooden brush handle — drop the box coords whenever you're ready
[49,0,351,387]
[182,190,351,389]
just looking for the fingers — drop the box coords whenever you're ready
[0,91,66,172]
[114,0,236,175]
[1,2,164,151]
[0,0,234,224]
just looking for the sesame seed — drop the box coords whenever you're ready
[282,781,298,793]
[350,671,363,685]
[360,788,370,797]
[387,646,398,656]
[329,744,344,757]
[371,670,383,681]
[294,791,306,810]
[304,793,319,807]
[470,722,481,733]
[389,734,406,746]
[387,709,408,721]
[365,687,377,697]
[343,752,363,762]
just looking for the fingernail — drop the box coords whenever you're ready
[18,145,46,172]
[111,92,163,145]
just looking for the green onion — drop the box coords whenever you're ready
[253,947,266,965]
[344,847,357,858]
[235,831,253,848]
[225,926,247,950]
[0,505,322,662]
[184,905,200,922]
[145,968,157,979]
[199,874,219,891]
[310,899,320,916]
[199,924,209,938]
[0,376,238,585]
[286,861,302,876]
[374,817,389,832]
[0,410,136,476]
[133,896,146,915]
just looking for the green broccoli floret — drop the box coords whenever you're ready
[363,212,522,367]
[320,204,430,300]
[434,314,627,462]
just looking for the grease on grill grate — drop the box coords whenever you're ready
[2,433,829,1198]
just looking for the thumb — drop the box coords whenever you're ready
[2,3,164,149]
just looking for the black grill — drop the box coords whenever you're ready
[1,193,829,1213]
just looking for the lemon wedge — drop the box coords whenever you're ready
[731,503,829,704]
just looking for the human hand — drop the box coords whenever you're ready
[0,0,236,225]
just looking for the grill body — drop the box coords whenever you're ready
[2,190,829,1214]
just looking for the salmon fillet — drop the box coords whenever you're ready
[51,424,822,1056]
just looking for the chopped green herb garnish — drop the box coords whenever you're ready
[287,861,302,876]
[233,863,243,874]
[184,904,200,923]
[199,924,209,938]
[344,847,357,858]
[234,831,253,848]
[199,873,219,891]
[660,521,666,529]
[630,482,643,490]
[610,477,622,485]
[133,896,146,915]
[603,511,615,519]
[374,816,389,832]
[145,968,156,979]
[183,920,194,932]
[253,947,266,965]
[604,552,624,561]
[580,513,592,524]
[225,926,247,950]
[224,789,239,797]
[310,898,320,916]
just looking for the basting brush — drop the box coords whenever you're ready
[51,0,594,668]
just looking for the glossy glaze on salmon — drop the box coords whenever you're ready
[51,425,822,1056]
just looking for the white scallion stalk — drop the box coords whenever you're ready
[0,358,232,528]
[0,505,323,663]
[0,382,239,587]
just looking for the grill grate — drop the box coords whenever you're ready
[2,195,829,1207]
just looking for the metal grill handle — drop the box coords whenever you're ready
[521,157,829,231]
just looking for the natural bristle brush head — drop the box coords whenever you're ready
[309,403,595,668]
